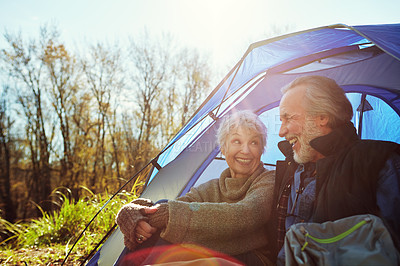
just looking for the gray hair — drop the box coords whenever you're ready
[282,75,353,128]
[217,110,268,151]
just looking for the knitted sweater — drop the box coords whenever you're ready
[159,163,275,255]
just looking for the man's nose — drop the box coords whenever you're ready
[279,123,287,138]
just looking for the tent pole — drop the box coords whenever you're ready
[357,94,367,139]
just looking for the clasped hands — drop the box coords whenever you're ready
[115,198,161,250]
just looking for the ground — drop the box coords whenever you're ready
[0,247,85,265]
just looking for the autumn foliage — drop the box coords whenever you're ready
[0,25,214,223]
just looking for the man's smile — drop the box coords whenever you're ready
[288,137,298,147]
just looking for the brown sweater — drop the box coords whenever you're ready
[160,164,275,255]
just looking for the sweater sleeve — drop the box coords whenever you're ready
[160,169,275,255]
[175,180,217,203]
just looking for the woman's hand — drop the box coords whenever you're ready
[134,219,157,243]
[116,202,162,250]
[116,202,152,243]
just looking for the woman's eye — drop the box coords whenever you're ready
[232,139,240,144]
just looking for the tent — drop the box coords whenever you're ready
[76,23,400,265]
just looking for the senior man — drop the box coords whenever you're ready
[269,75,400,264]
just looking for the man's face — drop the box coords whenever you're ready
[279,85,326,163]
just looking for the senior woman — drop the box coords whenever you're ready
[116,110,275,265]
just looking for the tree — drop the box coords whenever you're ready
[127,32,175,168]
[158,47,213,147]
[1,27,56,214]
[126,32,215,167]
[80,42,124,192]
[42,35,81,193]
[178,48,212,127]
[0,85,16,222]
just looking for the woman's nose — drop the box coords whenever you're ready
[241,144,250,153]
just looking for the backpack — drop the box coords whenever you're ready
[284,214,400,266]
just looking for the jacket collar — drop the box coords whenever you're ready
[278,121,359,160]
[310,121,359,157]
[278,140,294,161]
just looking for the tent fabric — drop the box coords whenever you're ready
[153,24,400,183]
[351,24,400,60]
[85,23,400,265]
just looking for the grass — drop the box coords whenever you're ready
[0,184,143,265]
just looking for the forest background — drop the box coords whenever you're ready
[0,22,226,263]
[0,23,220,222]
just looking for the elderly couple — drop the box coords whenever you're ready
[116,75,400,265]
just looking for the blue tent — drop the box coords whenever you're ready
[82,23,400,265]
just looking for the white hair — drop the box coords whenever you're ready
[217,110,268,151]
[282,75,353,128]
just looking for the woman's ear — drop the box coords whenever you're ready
[220,146,225,156]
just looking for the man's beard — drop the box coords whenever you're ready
[293,118,324,164]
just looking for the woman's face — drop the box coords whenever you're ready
[222,126,263,178]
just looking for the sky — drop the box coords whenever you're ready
[1,0,399,73]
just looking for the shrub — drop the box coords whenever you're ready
[0,185,142,264]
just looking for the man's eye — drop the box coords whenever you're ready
[281,115,294,122]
